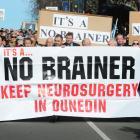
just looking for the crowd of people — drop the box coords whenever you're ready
[0,28,140,47]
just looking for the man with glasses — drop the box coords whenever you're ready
[63,32,80,47]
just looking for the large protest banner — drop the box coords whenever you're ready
[38,10,112,45]
[129,11,140,45]
[0,47,140,121]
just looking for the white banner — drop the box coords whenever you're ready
[0,47,140,121]
[39,26,110,44]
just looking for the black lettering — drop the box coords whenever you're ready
[95,56,107,79]
[20,57,33,80]
[60,17,65,25]
[68,18,73,26]
[58,57,71,79]
[103,35,109,42]
[88,33,94,41]
[4,57,17,81]
[48,30,56,37]
[53,17,57,25]
[42,57,55,80]
[110,56,120,79]
[61,31,67,38]
[133,26,140,34]
[80,20,86,28]
[72,56,86,79]
[122,56,135,79]
[41,29,47,37]
[75,33,82,41]
[87,56,92,79]
[96,34,102,42]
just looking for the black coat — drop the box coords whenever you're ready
[63,42,80,46]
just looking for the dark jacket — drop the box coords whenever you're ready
[63,42,80,46]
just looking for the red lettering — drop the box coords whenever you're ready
[116,84,122,96]
[47,84,53,96]
[78,100,84,112]
[24,85,31,97]
[99,99,106,112]
[69,100,77,112]
[34,99,46,112]
[9,86,16,98]
[1,86,8,99]
[80,84,87,96]
[61,100,68,112]
[123,84,130,96]
[132,83,138,96]
[20,48,25,56]
[16,85,23,98]
[107,84,114,96]
[53,100,59,111]
[38,84,46,97]
[54,84,61,97]
[71,84,79,96]
[85,100,92,112]
[98,84,105,96]
[89,84,96,96]
[63,84,70,97]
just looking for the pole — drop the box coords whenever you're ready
[111,18,118,39]
[69,0,71,11]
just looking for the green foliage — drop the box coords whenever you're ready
[109,0,138,10]
[85,0,98,14]
[30,0,140,19]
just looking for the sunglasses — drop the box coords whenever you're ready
[132,43,139,45]
[11,36,16,38]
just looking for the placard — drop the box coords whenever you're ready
[38,10,112,45]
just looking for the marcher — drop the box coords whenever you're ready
[115,33,126,46]
[23,38,33,47]
[54,34,64,47]
[45,37,54,47]
[63,32,80,46]
[0,36,5,47]
[82,38,92,46]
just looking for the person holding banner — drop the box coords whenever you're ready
[82,38,92,46]
[0,36,5,47]
[107,39,117,47]
[63,32,80,47]
[54,34,64,47]
[23,38,33,47]
[115,33,126,46]
[45,37,54,47]
[138,83,140,96]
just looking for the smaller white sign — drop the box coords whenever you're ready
[39,26,110,44]
[53,14,88,30]
[46,7,58,11]
[0,9,5,21]
[132,23,140,36]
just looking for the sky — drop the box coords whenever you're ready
[0,0,32,29]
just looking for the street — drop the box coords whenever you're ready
[0,117,140,140]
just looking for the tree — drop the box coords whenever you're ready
[30,0,61,19]
[30,0,139,19]
[85,0,98,13]
[135,0,140,10]
[109,0,138,10]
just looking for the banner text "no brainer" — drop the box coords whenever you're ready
[4,56,135,81]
